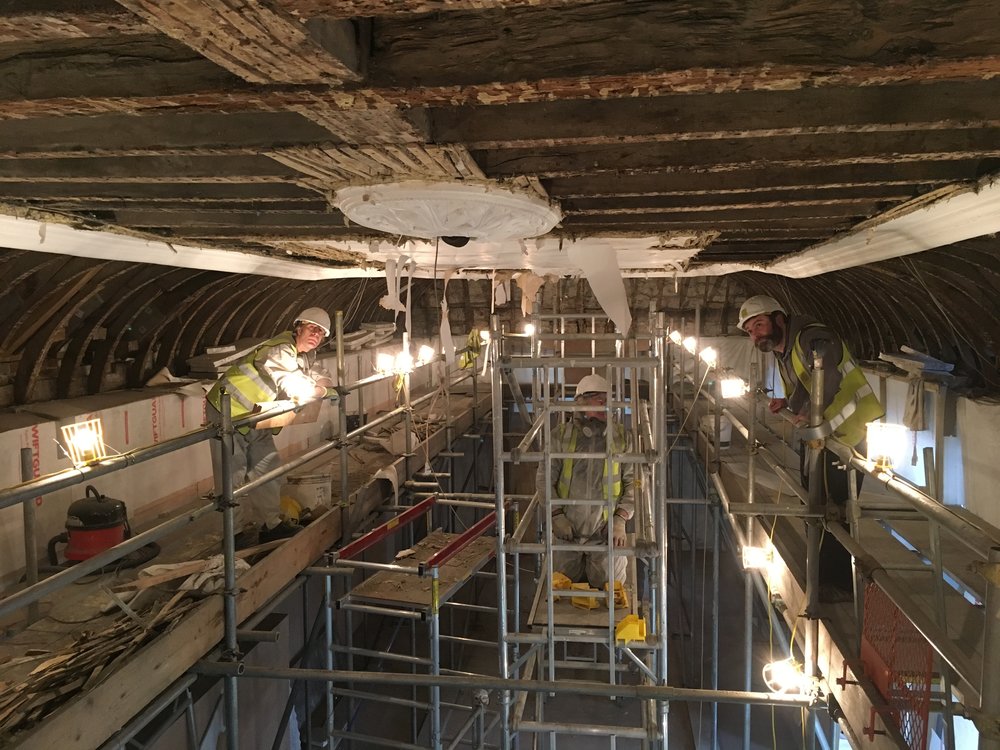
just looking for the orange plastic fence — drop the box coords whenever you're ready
[861,582,934,750]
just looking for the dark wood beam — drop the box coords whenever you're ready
[477,130,1000,178]
[0,1,152,42]
[429,81,1000,148]
[4,54,1000,121]
[275,0,601,16]
[561,188,913,211]
[0,36,243,101]
[36,199,326,212]
[0,112,336,158]
[0,182,319,201]
[0,0,598,45]
[562,216,852,230]
[0,155,301,182]
[543,161,985,197]
[113,0,362,84]
[178,227,377,239]
[112,208,347,228]
[368,1,1000,87]
[563,203,880,221]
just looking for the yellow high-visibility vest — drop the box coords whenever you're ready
[556,422,626,501]
[783,324,884,447]
[207,332,294,423]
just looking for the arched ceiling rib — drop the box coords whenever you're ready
[0,250,392,406]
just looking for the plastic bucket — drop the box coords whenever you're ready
[699,415,732,447]
[283,473,332,510]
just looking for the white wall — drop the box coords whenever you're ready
[0,337,446,589]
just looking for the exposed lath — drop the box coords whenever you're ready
[115,0,361,84]
[271,144,487,186]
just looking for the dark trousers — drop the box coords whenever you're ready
[801,445,864,590]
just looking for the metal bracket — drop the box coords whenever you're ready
[797,421,833,441]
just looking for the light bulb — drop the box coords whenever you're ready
[60,418,108,465]
[741,545,774,570]
[699,346,718,366]
[479,330,491,344]
[866,422,908,470]
[682,336,697,354]
[416,344,435,365]
[669,330,683,345]
[523,323,536,336]
[394,349,414,374]
[762,657,811,695]
[720,374,748,399]
[376,352,394,375]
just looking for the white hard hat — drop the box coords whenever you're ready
[576,374,611,396]
[737,295,785,330]
[294,307,331,336]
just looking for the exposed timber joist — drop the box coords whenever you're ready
[4,56,1000,121]
[542,161,988,197]
[478,130,1000,178]
[113,0,363,84]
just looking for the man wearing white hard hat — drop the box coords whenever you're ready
[738,295,883,599]
[207,307,337,545]
[537,373,634,589]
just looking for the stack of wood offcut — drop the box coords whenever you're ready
[0,591,194,740]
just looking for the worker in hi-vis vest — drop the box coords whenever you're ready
[537,373,634,589]
[206,307,337,546]
[738,295,884,600]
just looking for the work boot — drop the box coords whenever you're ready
[260,519,303,543]
[233,527,260,551]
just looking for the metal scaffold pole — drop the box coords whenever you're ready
[804,349,825,750]
[219,389,241,750]
[653,312,670,749]
[491,314,513,750]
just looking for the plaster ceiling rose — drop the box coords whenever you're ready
[334,180,561,241]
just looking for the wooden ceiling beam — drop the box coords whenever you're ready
[562,216,852,230]
[0,155,300,182]
[428,80,1000,148]
[4,55,1000,121]
[0,2,152,43]
[112,0,363,84]
[478,130,1000,178]
[0,112,335,158]
[274,0,601,16]
[563,203,880,221]
[561,189,914,211]
[0,182,319,200]
[543,161,984,197]
[0,0,597,45]
[112,208,345,228]
[368,1,1000,87]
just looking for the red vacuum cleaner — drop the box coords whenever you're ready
[47,485,158,567]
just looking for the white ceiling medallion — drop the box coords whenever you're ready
[334,180,561,241]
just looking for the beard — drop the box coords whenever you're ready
[755,320,783,353]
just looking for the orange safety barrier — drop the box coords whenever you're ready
[860,582,934,749]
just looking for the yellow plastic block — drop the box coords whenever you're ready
[551,571,573,601]
[570,582,600,609]
[615,614,647,643]
[604,580,628,609]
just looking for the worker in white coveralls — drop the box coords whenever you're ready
[538,373,634,589]
[206,307,337,546]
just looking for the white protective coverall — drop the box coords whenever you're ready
[206,333,333,530]
[537,417,635,588]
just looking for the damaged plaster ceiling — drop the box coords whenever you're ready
[1,1,999,279]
